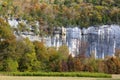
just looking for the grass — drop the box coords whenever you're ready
[0,72,112,78]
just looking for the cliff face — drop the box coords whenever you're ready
[86,25,119,59]
[8,18,120,58]
[65,25,120,58]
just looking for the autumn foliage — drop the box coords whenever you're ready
[0,0,120,28]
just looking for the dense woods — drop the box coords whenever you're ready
[0,0,120,74]
[0,0,120,28]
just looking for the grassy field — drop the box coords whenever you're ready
[1,75,120,80]
[0,72,111,78]
[0,76,113,80]
[0,74,120,80]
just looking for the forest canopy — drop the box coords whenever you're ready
[0,0,120,28]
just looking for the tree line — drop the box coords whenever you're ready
[0,0,120,29]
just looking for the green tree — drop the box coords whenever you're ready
[0,18,18,72]
[18,38,40,72]
[33,41,49,71]
[47,47,61,71]
[2,58,18,72]
[58,45,69,60]
[33,41,48,62]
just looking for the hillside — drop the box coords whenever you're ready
[0,0,120,28]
